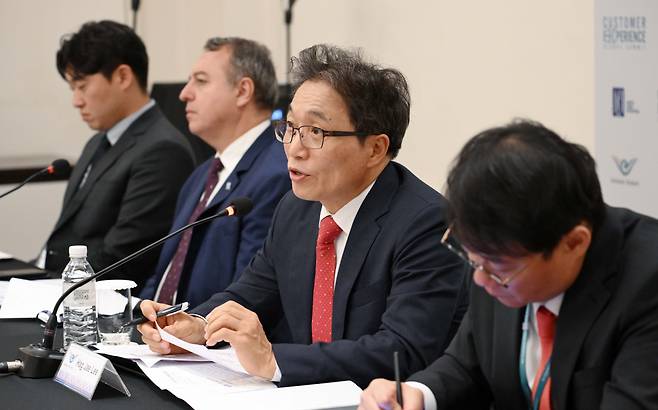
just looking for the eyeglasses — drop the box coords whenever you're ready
[440,227,527,288]
[273,120,372,149]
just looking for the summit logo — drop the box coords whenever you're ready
[613,157,637,176]
[602,16,647,50]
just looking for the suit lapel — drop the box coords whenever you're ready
[55,132,137,231]
[54,106,159,232]
[62,133,102,208]
[492,303,528,409]
[550,210,620,409]
[291,202,321,343]
[204,126,274,211]
[332,163,397,340]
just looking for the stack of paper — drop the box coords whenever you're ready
[0,278,62,317]
[98,326,361,409]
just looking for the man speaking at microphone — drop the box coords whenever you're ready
[37,20,194,287]
[138,44,468,388]
[140,37,290,308]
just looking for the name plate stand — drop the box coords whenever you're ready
[54,343,131,400]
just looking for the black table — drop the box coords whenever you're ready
[0,319,190,410]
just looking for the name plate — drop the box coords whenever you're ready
[54,343,131,400]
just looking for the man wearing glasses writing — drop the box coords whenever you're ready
[360,120,658,409]
[137,44,469,388]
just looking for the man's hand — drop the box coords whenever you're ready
[136,299,206,354]
[205,301,276,379]
[359,379,424,410]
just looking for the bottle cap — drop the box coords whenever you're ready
[68,245,87,258]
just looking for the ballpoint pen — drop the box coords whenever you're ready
[121,301,189,329]
[394,350,404,407]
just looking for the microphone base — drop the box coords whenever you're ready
[16,344,64,378]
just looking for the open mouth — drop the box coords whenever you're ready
[288,167,309,181]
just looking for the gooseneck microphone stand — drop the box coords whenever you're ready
[6,197,252,378]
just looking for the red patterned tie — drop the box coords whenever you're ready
[532,306,557,410]
[157,158,223,305]
[311,216,342,343]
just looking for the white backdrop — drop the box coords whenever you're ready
[1,1,596,259]
[595,0,658,218]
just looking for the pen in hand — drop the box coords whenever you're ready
[120,301,190,330]
[394,350,404,407]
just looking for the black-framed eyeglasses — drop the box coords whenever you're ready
[273,120,372,149]
[440,226,527,288]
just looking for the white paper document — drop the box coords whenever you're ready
[95,343,210,367]
[0,278,140,319]
[0,280,10,306]
[157,322,248,374]
[100,323,359,409]
[185,380,361,410]
[0,278,62,318]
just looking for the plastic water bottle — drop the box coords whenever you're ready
[62,245,98,350]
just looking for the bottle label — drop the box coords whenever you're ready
[63,279,96,308]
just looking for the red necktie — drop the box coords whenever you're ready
[311,216,342,343]
[532,306,556,410]
[158,158,223,305]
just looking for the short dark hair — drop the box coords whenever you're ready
[290,44,410,158]
[56,20,149,92]
[204,37,278,110]
[446,119,605,257]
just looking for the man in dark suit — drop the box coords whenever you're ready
[140,37,290,308]
[39,21,195,288]
[137,44,469,388]
[359,120,658,410]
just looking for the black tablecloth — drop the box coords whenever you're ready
[0,319,190,410]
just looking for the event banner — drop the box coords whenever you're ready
[595,0,657,218]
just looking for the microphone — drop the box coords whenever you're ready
[2,197,253,378]
[0,159,71,200]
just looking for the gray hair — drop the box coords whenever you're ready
[205,37,278,110]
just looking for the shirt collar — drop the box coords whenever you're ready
[318,180,377,236]
[105,99,156,146]
[215,119,270,171]
[532,293,564,318]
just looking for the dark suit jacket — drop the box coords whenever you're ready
[140,126,290,308]
[410,206,658,410]
[193,162,470,388]
[45,105,195,288]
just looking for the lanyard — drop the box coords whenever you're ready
[519,306,552,410]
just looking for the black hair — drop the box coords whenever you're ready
[446,119,605,257]
[290,44,410,158]
[56,20,148,92]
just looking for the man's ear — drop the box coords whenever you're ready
[366,134,390,167]
[562,223,592,258]
[113,64,135,91]
[235,77,255,108]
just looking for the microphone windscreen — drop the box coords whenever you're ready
[230,197,253,216]
[49,159,71,176]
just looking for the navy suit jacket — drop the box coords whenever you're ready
[45,105,194,287]
[410,206,658,410]
[141,126,290,308]
[194,162,470,388]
